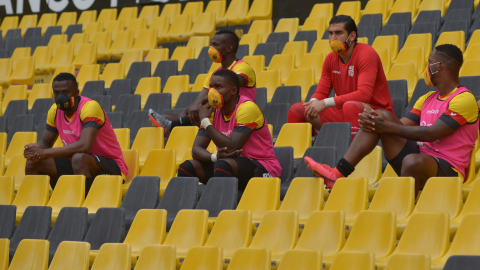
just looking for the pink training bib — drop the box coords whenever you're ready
[212,59,257,102]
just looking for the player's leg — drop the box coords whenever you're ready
[25,158,60,187]
[178,159,214,184]
[343,101,372,140]
[400,154,439,195]
[214,157,264,190]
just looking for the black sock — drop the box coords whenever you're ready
[336,158,355,177]
[171,115,192,129]
[85,177,94,193]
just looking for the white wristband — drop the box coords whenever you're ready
[201,118,212,129]
[310,98,319,101]
[323,97,336,108]
[211,153,217,162]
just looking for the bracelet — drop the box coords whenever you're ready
[201,118,212,129]
[211,153,217,162]
[323,97,336,108]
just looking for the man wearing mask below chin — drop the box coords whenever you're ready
[24,73,129,191]
[304,44,479,194]
[288,15,394,139]
[148,29,256,135]
[177,69,281,190]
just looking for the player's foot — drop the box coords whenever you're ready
[149,109,172,135]
[304,156,339,190]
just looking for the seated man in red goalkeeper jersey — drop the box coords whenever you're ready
[288,15,394,139]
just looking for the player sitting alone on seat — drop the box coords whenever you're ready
[177,69,281,190]
[305,44,479,195]
[24,73,128,191]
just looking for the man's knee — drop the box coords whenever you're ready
[401,154,423,175]
[213,160,234,177]
[71,153,90,171]
[25,160,39,175]
[178,160,197,177]
[288,102,307,123]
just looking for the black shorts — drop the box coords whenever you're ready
[200,157,270,190]
[388,140,458,177]
[54,154,122,180]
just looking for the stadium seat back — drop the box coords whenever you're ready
[132,29,157,56]
[131,127,164,169]
[298,52,325,82]
[139,149,176,196]
[240,34,262,56]
[122,149,139,184]
[163,210,208,254]
[248,19,272,43]
[126,18,147,40]
[57,12,77,33]
[171,46,195,71]
[47,175,85,217]
[387,63,418,100]
[151,16,170,43]
[278,250,322,270]
[281,41,307,67]
[374,48,391,75]
[113,128,130,150]
[49,241,90,270]
[97,8,117,27]
[167,14,192,42]
[121,176,160,229]
[309,3,333,27]
[160,3,181,23]
[267,54,295,83]
[134,245,175,270]
[275,123,312,159]
[0,176,14,205]
[330,252,375,270]
[0,16,19,38]
[196,177,238,217]
[372,35,399,61]
[302,17,326,39]
[82,175,122,214]
[228,248,271,270]
[181,246,223,270]
[145,49,169,76]
[91,243,131,270]
[134,77,161,110]
[6,132,36,169]
[124,209,166,253]
[274,18,299,42]
[257,70,281,102]
[118,6,138,28]
[5,154,26,190]
[395,47,425,75]
[436,31,465,53]
[205,210,251,256]
[120,49,143,77]
[384,253,430,270]
[138,5,159,27]
[323,178,368,221]
[236,177,280,221]
[460,60,480,77]
[11,47,31,70]
[164,126,198,165]
[163,75,189,108]
[349,145,382,185]
[369,177,415,220]
[414,177,462,219]
[403,33,432,60]
[190,12,215,38]
[285,68,315,101]
[336,1,361,23]
[77,65,100,93]
[9,56,35,86]
[18,14,37,37]
[72,43,96,69]
[101,63,125,88]
[77,10,97,31]
[9,239,49,270]
[109,30,134,60]
[279,177,323,222]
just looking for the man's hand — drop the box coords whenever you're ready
[217,147,243,159]
[304,99,326,119]
[186,100,202,123]
[359,109,390,133]
[199,104,215,121]
[24,143,45,162]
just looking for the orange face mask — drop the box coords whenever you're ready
[208,88,225,109]
[208,46,224,63]
[424,62,440,87]
[330,34,351,55]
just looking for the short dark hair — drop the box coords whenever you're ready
[53,72,78,87]
[434,44,463,69]
[329,15,358,42]
[213,69,240,90]
[215,29,239,53]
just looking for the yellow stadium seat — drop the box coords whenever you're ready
[101,63,125,88]
[246,0,272,21]
[257,70,281,102]
[358,37,369,44]
[168,15,192,42]
[48,45,74,73]
[436,31,465,53]
[267,54,294,83]
[0,176,14,205]
[220,0,250,26]
[278,250,321,270]
[275,123,312,159]
[133,245,175,270]
[160,3,181,24]
[468,30,480,47]
[180,246,223,270]
[126,18,147,40]
[13,175,50,224]
[396,47,425,75]
[139,149,176,197]
[132,29,157,56]
[377,212,449,268]
[49,241,90,270]
[139,5,159,28]
[190,12,215,39]
[47,175,85,225]
[118,6,138,28]
[163,210,208,261]
[372,35,399,61]
[186,36,209,58]
[374,48,391,75]
[249,210,298,267]
[242,55,264,79]
[387,63,418,101]
[131,127,164,170]
[324,178,368,228]
[48,34,68,57]
[275,18,300,42]
[92,31,111,61]
[0,16,18,38]
[336,1,361,23]
[204,210,251,258]
[113,128,130,150]
[124,209,167,266]
[5,154,26,190]
[171,47,195,71]
[330,252,375,270]
[228,248,271,270]
[363,0,389,19]
[33,46,51,75]
[135,77,161,110]
[151,16,170,43]
[384,253,431,270]
[464,44,480,61]
[18,14,37,37]
[97,8,117,29]
[285,68,315,101]
[81,175,122,214]
[165,126,198,166]
[416,0,446,18]
[460,59,480,77]
[164,75,190,108]
[282,41,307,67]
[91,243,131,270]
[85,22,103,43]
[240,34,262,56]
[0,239,7,270]
[69,33,89,56]
[451,180,480,235]
[0,132,6,154]
[37,13,56,36]
[145,49,169,76]
[298,53,325,82]
[309,3,333,28]
[403,33,432,60]
[72,43,97,69]
[10,239,49,270]
[57,12,77,33]
[302,17,326,40]
[77,64,100,93]
[0,59,11,88]
[120,49,143,76]
[182,1,204,23]
[349,146,382,186]
[205,0,226,26]
[78,10,97,31]
[279,177,323,226]
[108,31,134,60]
[389,0,417,20]
[121,149,139,192]
[369,177,415,221]
[3,84,27,114]
[236,177,280,224]
[8,57,34,86]
[192,74,208,92]
[248,20,272,43]
[11,47,31,70]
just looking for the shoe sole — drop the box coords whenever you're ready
[304,156,337,189]
[149,114,162,128]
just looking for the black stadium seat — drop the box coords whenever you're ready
[82,81,105,99]
[253,43,277,66]
[236,44,249,59]
[392,98,406,119]
[64,24,82,41]
[263,103,289,139]
[274,146,295,198]
[255,87,267,111]
[43,26,62,44]
[414,10,442,32]
[115,94,141,128]
[126,110,152,145]
[30,98,54,130]
[357,25,376,45]
[294,30,317,52]
[36,113,48,143]
[388,80,409,103]
[180,58,205,84]
[446,0,473,16]
[23,27,41,43]
[410,22,438,45]
[5,38,24,57]
[175,92,200,109]
[109,79,132,107]
[266,32,289,53]
[386,12,411,33]
[198,46,213,73]
[440,21,469,41]
[126,62,151,91]
[3,100,28,132]
[459,76,480,97]
[83,207,125,251]
[314,122,352,162]
[295,146,337,177]
[153,60,178,90]
[444,256,480,270]
[196,177,238,218]
[380,24,406,49]
[0,205,16,239]
[8,115,34,146]
[358,14,383,36]
[26,36,45,55]
[106,111,123,128]
[443,8,472,25]
[143,93,172,113]
[4,29,20,40]
[271,86,302,106]
[92,95,112,113]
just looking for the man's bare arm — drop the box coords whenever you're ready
[389,119,455,142]
[34,127,99,159]
[38,129,59,149]
[192,135,212,162]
